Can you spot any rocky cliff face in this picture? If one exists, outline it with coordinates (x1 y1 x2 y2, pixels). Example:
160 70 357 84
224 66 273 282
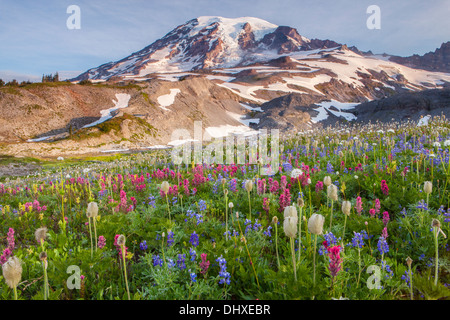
350 87 450 123
389 42 450 73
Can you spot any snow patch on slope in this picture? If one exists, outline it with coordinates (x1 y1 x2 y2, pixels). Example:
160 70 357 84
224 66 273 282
158 89 181 111
311 100 358 123
83 93 131 128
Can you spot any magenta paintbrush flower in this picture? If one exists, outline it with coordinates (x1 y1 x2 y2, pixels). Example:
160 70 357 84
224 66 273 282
327 245 342 278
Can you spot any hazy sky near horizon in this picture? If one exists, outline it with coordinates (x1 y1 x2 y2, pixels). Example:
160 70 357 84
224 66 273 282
0 0 449 81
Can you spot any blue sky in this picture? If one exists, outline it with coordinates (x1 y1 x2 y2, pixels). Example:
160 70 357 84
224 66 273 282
0 0 449 81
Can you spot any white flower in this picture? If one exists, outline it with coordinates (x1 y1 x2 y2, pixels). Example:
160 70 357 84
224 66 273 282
327 184 338 201
342 201 351 216
160 181 170 193
284 205 297 219
283 215 298 238
87 202 99 218
323 176 332 187
424 181 432 195
308 214 325 235
290 169 303 179
245 180 253 192
444 140 450 147
433 142 441 147
354 175 359 179
57 156 64 161
2 256 22 289
283 206 298 238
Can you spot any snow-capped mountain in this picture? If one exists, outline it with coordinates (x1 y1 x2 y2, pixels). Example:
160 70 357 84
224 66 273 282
73 16 341 80
5 16 449 157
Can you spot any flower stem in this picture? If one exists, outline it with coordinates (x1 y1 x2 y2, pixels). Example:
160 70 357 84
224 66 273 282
357 248 361 288
342 215 347 246
275 223 280 268
290 237 297 281
88 217 93 259
434 227 439 286
247 191 251 220
408 263 414 300
329 200 334 232
93 217 98 252
298 207 302 263
42 260 48 300
165 194 171 222
313 234 317 288
122 245 131 300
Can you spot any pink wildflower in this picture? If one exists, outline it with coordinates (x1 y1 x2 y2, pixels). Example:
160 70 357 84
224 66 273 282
327 245 342 278
382 211 390 226
356 196 363 215
98 235 106 249
199 253 210 274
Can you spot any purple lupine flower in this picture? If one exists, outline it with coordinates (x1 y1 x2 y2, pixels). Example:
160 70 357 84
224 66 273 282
377 236 389 255
189 231 199 247
351 232 365 249
152 255 163 267
216 255 231 285
139 240 147 251
167 231 174 247
190 271 197 282
189 248 197 261
177 254 186 270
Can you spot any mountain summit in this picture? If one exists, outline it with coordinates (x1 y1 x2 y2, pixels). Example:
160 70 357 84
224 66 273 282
73 16 340 81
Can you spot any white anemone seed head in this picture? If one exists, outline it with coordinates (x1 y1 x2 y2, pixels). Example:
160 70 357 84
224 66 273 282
160 181 170 194
35 227 48 244
424 181 432 194
2 256 22 289
117 235 126 246
308 214 325 235
283 205 297 219
327 184 338 201
342 201 351 216
86 201 98 218
284 215 298 238
245 180 253 192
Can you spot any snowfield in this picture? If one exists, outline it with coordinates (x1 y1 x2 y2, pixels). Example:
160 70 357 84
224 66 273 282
311 100 359 123
83 93 131 128
157 89 181 111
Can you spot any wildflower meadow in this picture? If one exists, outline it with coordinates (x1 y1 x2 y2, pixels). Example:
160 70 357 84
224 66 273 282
1 118 450 300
